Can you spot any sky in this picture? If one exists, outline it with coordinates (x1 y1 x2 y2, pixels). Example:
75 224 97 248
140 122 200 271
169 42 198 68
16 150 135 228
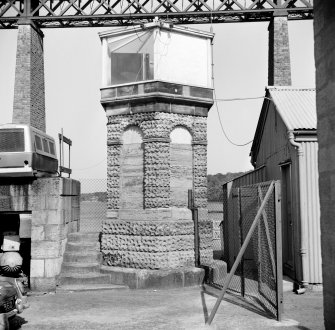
0 19 315 179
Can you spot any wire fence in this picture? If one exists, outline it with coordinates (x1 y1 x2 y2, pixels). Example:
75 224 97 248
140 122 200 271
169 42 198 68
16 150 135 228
79 178 107 232
209 202 224 260
210 180 282 321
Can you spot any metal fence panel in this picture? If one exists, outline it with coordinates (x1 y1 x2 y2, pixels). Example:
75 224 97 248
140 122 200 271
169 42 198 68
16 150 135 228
79 178 107 233
209 202 224 260
210 180 282 322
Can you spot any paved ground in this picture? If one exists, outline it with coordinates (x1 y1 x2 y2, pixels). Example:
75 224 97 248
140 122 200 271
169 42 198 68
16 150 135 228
8 282 324 330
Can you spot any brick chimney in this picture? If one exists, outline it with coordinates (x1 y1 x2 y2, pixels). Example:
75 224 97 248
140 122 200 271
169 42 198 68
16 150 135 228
12 20 46 132
268 12 292 86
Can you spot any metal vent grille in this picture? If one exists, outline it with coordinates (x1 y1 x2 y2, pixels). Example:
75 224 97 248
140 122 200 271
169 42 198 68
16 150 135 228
0 129 25 152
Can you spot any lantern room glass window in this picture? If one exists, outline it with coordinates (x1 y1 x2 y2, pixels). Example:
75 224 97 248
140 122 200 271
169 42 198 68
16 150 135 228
103 29 155 86
101 26 213 88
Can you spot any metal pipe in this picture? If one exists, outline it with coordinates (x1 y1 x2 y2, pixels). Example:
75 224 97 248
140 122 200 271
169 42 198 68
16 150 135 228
193 208 200 267
188 189 200 267
61 128 64 168
288 130 309 288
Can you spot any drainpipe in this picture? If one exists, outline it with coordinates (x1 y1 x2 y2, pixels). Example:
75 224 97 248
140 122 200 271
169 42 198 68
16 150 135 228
288 131 308 290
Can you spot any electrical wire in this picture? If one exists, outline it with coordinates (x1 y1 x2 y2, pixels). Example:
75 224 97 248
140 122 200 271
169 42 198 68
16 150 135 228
213 89 254 147
208 20 273 147
213 94 273 147
209 21 270 147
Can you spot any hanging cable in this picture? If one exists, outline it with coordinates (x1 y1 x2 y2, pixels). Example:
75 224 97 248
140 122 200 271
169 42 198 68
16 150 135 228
213 89 254 147
209 21 272 147
213 94 272 146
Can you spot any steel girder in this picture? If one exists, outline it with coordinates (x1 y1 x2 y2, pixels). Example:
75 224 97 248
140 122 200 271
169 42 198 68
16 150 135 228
0 0 313 28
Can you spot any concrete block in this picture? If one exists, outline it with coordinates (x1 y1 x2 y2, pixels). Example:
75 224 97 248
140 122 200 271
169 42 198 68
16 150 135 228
30 277 56 292
32 195 46 210
184 267 205 287
61 178 81 196
44 225 61 241
30 259 45 277
31 241 61 258
100 266 205 289
138 269 184 289
31 210 48 225
101 266 138 288
32 178 61 197
71 196 80 208
33 209 64 226
45 196 62 210
47 210 64 225
31 225 45 241
45 257 62 277
61 197 71 213
72 180 80 196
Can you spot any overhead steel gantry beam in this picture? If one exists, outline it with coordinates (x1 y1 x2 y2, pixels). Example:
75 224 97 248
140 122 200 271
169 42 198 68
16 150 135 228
0 0 313 29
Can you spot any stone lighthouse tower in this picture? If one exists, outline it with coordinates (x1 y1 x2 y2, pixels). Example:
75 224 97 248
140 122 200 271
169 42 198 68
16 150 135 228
99 22 214 284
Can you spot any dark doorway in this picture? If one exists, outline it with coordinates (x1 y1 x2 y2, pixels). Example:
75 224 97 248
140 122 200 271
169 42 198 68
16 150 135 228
280 163 295 280
0 213 31 281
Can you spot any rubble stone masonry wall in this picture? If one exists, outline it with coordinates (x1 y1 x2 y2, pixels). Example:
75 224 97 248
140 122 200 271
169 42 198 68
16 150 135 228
102 110 212 269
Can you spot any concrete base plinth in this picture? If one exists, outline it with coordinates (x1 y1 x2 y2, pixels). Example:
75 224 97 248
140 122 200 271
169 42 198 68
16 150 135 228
100 265 204 289
30 277 57 292
202 260 228 287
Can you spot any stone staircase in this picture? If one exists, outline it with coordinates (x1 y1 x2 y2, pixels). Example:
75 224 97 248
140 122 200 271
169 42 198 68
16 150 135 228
57 232 127 292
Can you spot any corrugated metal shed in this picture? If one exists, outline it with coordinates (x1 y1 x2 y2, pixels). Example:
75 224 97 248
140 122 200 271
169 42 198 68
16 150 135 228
249 86 322 285
268 87 316 130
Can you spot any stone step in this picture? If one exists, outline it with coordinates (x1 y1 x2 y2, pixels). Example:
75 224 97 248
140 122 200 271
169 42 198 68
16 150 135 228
61 262 101 274
59 272 112 286
67 232 99 243
56 283 128 293
66 242 98 253
63 251 101 263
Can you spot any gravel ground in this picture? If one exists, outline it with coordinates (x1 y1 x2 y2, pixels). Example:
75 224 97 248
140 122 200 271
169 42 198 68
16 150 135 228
7 283 324 330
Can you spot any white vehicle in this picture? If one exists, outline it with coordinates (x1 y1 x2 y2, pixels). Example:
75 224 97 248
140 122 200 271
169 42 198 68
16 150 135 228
0 124 58 177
